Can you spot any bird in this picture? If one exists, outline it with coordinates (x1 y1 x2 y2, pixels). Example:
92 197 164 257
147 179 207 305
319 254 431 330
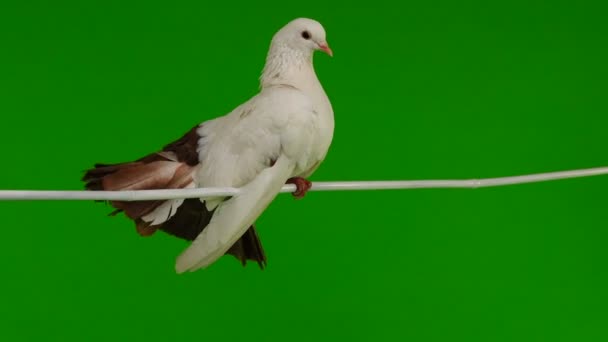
82 18 335 273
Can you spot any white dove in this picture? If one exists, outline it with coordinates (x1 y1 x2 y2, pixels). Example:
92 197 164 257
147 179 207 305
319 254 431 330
82 18 335 273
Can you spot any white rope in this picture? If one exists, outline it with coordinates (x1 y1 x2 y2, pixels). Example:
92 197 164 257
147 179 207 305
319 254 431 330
0 166 607 201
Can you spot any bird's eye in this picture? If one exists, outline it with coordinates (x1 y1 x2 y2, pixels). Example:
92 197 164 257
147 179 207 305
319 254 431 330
301 31 311 40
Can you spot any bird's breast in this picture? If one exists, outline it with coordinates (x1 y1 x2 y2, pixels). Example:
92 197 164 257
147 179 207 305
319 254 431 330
295 88 334 177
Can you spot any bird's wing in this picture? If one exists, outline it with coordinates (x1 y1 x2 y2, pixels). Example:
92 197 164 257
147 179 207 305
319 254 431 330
175 87 318 272
194 87 314 209
175 154 294 273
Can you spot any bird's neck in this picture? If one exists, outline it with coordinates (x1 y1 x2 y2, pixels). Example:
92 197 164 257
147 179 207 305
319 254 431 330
259 45 319 91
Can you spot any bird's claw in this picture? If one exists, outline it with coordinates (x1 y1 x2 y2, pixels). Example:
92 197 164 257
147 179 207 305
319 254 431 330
286 177 312 199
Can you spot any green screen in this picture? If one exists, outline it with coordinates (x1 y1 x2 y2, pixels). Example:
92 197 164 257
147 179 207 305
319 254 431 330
1 1 607 341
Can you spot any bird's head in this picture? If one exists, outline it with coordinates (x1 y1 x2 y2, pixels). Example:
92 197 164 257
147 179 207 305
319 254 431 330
271 18 333 57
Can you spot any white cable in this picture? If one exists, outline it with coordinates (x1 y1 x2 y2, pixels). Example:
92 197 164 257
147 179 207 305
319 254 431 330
0 166 606 201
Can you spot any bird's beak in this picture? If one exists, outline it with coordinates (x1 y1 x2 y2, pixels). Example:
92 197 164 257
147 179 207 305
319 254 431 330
318 42 333 57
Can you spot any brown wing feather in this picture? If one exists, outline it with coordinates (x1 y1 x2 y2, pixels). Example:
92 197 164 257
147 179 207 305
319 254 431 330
82 124 267 268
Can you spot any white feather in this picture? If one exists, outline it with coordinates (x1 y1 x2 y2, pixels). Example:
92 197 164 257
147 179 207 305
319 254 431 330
142 183 195 225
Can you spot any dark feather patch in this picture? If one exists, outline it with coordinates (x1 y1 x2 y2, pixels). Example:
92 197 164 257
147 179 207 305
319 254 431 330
160 125 202 166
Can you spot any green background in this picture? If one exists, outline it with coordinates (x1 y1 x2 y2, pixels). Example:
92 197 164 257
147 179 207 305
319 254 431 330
1 1 607 341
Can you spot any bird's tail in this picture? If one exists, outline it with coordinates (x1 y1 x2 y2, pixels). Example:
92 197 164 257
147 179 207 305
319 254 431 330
82 155 268 269
82 156 193 225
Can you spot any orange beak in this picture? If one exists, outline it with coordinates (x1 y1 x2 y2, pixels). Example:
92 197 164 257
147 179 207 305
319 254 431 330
318 42 333 57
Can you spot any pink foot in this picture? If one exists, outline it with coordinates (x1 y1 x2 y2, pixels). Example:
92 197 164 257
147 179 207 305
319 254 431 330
286 177 312 199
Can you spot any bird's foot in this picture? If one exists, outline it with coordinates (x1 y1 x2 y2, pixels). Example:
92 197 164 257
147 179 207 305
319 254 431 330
286 177 312 199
